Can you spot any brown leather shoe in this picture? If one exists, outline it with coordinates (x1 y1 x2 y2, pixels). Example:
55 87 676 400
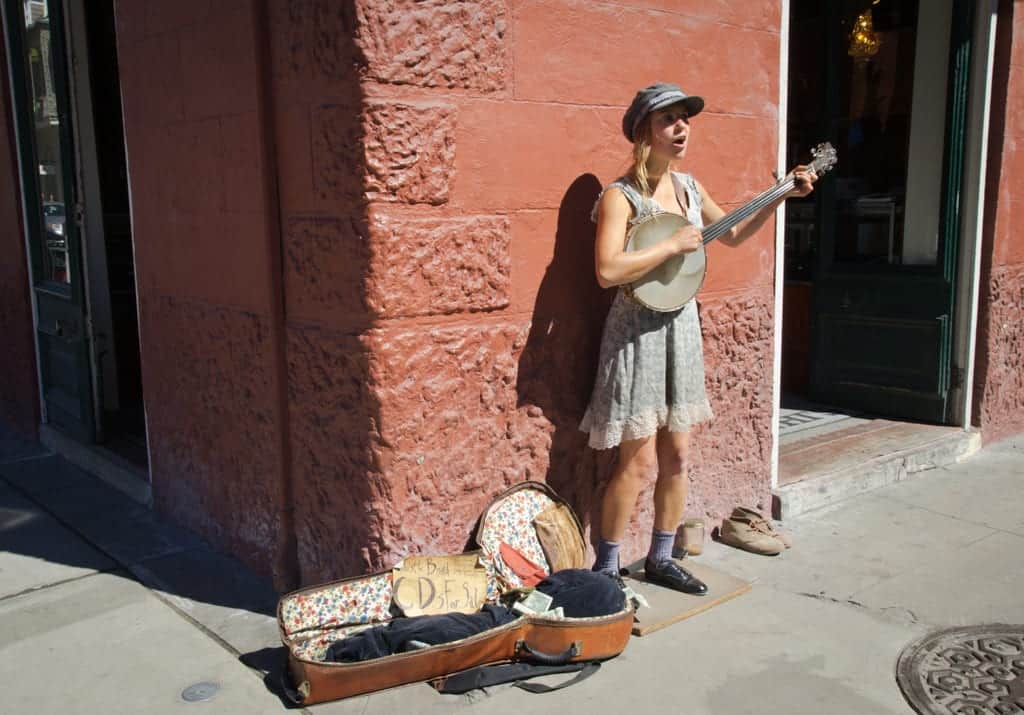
720 512 784 555
731 507 792 549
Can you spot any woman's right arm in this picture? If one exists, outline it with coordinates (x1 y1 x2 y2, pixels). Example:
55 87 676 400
593 188 702 288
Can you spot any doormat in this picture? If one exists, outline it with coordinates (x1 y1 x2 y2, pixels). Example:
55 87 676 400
896 624 1024 714
624 561 751 637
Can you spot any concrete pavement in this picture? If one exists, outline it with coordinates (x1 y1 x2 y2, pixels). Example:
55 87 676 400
1 424 1022 713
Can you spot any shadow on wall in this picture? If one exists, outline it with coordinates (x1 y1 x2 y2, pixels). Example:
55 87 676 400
516 174 616 545
272 0 390 586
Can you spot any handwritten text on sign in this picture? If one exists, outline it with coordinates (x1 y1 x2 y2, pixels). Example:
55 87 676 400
392 554 487 616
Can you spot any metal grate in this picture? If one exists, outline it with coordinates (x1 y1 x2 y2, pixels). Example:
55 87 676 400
896 625 1024 714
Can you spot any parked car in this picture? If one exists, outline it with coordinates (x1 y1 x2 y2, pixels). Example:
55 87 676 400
43 201 68 282
43 201 66 249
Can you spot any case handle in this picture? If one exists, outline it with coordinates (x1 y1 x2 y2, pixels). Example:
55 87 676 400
515 639 581 665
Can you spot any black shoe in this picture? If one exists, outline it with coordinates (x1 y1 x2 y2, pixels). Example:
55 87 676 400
644 559 708 596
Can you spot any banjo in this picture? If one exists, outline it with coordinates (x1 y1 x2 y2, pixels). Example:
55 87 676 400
624 142 837 312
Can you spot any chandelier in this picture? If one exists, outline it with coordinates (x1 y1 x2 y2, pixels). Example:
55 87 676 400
848 4 881 63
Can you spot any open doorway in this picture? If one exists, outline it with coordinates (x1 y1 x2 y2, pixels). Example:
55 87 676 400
70 0 147 467
778 0 976 488
4 0 146 470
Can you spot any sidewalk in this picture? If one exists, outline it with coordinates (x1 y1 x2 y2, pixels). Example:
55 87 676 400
1 425 1022 714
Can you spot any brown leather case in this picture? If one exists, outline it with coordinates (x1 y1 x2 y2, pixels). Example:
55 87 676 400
278 482 633 705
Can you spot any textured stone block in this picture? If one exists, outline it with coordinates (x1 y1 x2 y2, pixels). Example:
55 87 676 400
363 102 456 204
139 296 288 581
366 210 510 317
356 0 509 91
363 322 556 564
974 264 1024 441
312 101 454 204
286 324 388 583
268 0 363 214
287 287 777 575
362 289 775 567
283 215 371 327
270 0 358 82
311 103 365 199
689 290 775 518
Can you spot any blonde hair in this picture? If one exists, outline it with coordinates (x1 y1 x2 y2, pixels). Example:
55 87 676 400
627 120 654 197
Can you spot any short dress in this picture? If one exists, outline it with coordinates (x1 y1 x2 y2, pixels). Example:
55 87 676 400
580 172 714 450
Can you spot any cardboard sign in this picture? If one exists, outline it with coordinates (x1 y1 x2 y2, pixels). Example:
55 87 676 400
392 554 488 616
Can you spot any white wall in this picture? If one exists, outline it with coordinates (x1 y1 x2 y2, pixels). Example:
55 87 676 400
902 0 954 265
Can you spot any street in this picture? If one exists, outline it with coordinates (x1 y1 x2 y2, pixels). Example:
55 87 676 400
2 426 1022 714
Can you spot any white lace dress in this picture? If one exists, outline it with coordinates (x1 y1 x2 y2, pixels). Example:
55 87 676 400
580 173 714 450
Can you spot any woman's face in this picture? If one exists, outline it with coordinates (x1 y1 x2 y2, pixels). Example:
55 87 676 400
647 103 692 160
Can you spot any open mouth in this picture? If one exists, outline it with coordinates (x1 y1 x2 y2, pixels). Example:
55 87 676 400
672 137 687 148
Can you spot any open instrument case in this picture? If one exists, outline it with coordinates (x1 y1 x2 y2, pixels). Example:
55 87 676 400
277 481 634 705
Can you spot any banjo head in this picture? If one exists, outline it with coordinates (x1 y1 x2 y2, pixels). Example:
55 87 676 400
624 212 707 312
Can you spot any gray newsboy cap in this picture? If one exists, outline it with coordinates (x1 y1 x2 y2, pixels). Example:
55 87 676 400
622 82 704 143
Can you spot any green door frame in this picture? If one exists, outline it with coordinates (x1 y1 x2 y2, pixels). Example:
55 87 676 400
3 0 94 441
807 0 974 424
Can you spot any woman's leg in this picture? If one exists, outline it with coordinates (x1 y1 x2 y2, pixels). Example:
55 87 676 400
644 429 706 594
653 429 689 532
600 436 659 542
592 436 658 573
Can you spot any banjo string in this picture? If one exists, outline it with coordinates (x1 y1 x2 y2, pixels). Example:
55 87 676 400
701 178 797 245
701 148 833 245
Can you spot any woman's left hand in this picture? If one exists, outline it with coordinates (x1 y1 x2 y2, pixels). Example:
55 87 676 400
786 164 818 198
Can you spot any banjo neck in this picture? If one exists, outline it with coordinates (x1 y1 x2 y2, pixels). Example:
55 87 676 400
700 176 798 246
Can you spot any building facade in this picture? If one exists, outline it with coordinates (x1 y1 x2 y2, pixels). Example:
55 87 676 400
1 0 1020 589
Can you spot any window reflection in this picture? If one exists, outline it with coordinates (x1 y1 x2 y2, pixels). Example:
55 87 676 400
833 1 917 266
786 0 944 273
22 0 70 284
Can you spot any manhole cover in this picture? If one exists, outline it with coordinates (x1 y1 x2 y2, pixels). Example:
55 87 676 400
181 681 220 702
896 624 1024 714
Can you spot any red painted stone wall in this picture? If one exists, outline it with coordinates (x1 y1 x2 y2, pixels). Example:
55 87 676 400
3 0 1019 590
0 42 39 439
271 0 783 584
115 1 295 585
108 0 783 586
974 0 1024 443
